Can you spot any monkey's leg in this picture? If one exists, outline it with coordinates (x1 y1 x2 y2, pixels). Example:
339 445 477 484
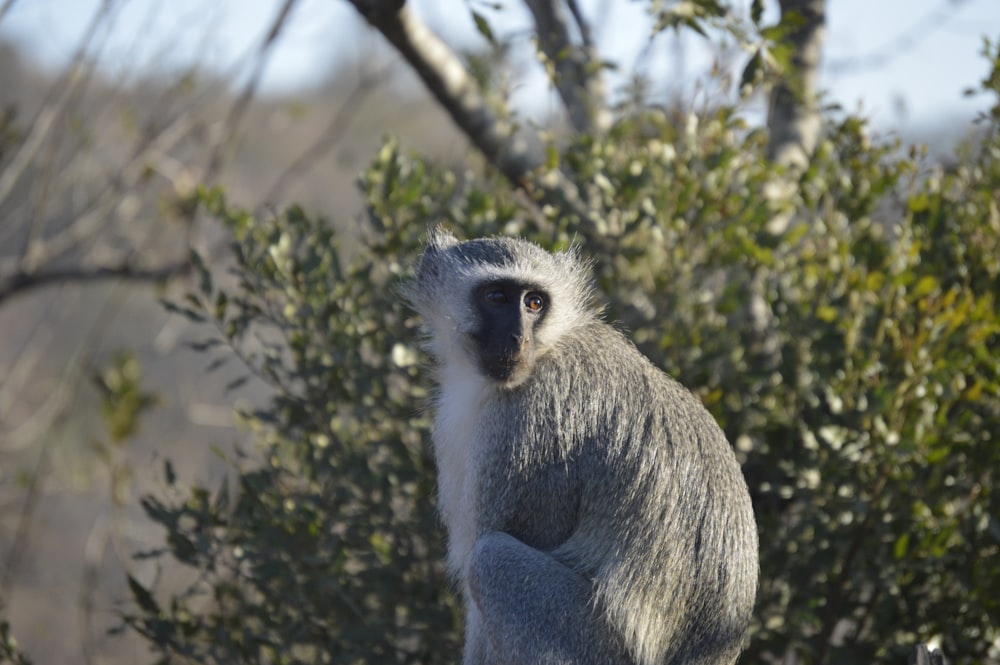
467 531 625 665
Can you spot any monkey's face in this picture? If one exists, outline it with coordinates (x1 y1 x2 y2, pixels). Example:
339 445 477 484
407 230 597 382
470 279 547 388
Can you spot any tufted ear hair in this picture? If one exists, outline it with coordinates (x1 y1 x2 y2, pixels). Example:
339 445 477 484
426 226 459 252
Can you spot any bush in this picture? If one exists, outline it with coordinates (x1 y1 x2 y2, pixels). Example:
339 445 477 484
123 45 1000 665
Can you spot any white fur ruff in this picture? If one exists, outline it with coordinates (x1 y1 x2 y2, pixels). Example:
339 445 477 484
433 354 489 580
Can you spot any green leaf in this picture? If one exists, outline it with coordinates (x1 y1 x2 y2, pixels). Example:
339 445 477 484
160 299 206 323
225 375 249 392
913 275 939 298
816 305 838 323
214 291 228 321
908 191 930 212
189 249 212 296
127 574 160 615
893 533 910 560
740 49 764 91
471 10 496 47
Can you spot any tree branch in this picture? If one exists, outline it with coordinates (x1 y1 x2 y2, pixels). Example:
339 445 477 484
0 259 190 306
524 0 610 134
565 0 594 49
766 0 826 171
346 1 601 233
0 0 19 25
348 0 540 186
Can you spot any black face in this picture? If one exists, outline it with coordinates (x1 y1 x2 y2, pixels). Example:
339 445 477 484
471 279 547 386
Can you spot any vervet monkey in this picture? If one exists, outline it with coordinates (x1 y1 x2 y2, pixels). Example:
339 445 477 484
407 230 758 665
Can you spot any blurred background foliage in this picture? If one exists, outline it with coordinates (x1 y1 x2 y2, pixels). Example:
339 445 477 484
119 40 1000 665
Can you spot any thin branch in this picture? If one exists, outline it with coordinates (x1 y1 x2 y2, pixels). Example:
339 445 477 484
265 63 392 204
0 260 190 307
523 0 609 134
0 0 120 209
766 0 826 171
204 0 300 182
79 512 110 665
566 0 594 50
826 0 973 75
0 440 50 599
0 370 71 453
14 99 203 276
0 299 59 425
0 0 18 25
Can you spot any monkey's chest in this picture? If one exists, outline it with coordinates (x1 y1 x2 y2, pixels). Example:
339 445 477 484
433 367 491 577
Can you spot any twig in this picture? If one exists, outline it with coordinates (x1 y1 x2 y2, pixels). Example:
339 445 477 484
0 0 19 24
204 0 300 182
13 103 202 276
566 0 594 50
0 0 120 210
0 440 50 599
79 513 110 665
264 62 393 204
827 0 973 75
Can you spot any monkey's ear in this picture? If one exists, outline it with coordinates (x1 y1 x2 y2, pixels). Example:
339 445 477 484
427 225 459 250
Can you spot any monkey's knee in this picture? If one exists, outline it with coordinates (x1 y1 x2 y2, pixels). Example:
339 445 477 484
468 531 552 601
467 532 625 664
468 532 517 603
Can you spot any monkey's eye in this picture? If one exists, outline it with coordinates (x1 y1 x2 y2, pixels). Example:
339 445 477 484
484 289 509 305
524 293 545 312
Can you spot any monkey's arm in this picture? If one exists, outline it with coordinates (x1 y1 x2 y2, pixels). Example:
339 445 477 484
466 531 627 665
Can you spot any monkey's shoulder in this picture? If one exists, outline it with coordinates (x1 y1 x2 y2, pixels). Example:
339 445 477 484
549 322 706 403
533 321 732 453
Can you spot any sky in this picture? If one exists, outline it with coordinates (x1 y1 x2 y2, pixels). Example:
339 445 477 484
0 0 997 133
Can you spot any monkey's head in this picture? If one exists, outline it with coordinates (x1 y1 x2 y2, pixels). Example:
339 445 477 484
407 229 596 388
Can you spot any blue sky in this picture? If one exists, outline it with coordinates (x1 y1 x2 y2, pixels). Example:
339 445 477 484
1 0 997 132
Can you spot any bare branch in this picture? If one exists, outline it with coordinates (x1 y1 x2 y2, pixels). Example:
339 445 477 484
0 0 19 25
79 513 110 665
0 320 72 450
10 105 202 278
204 0 301 181
524 0 610 134
346 1 602 233
0 439 50 599
348 0 540 184
566 0 594 49
265 63 392 204
0 0 121 208
0 260 189 307
827 0 974 75
766 0 826 171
